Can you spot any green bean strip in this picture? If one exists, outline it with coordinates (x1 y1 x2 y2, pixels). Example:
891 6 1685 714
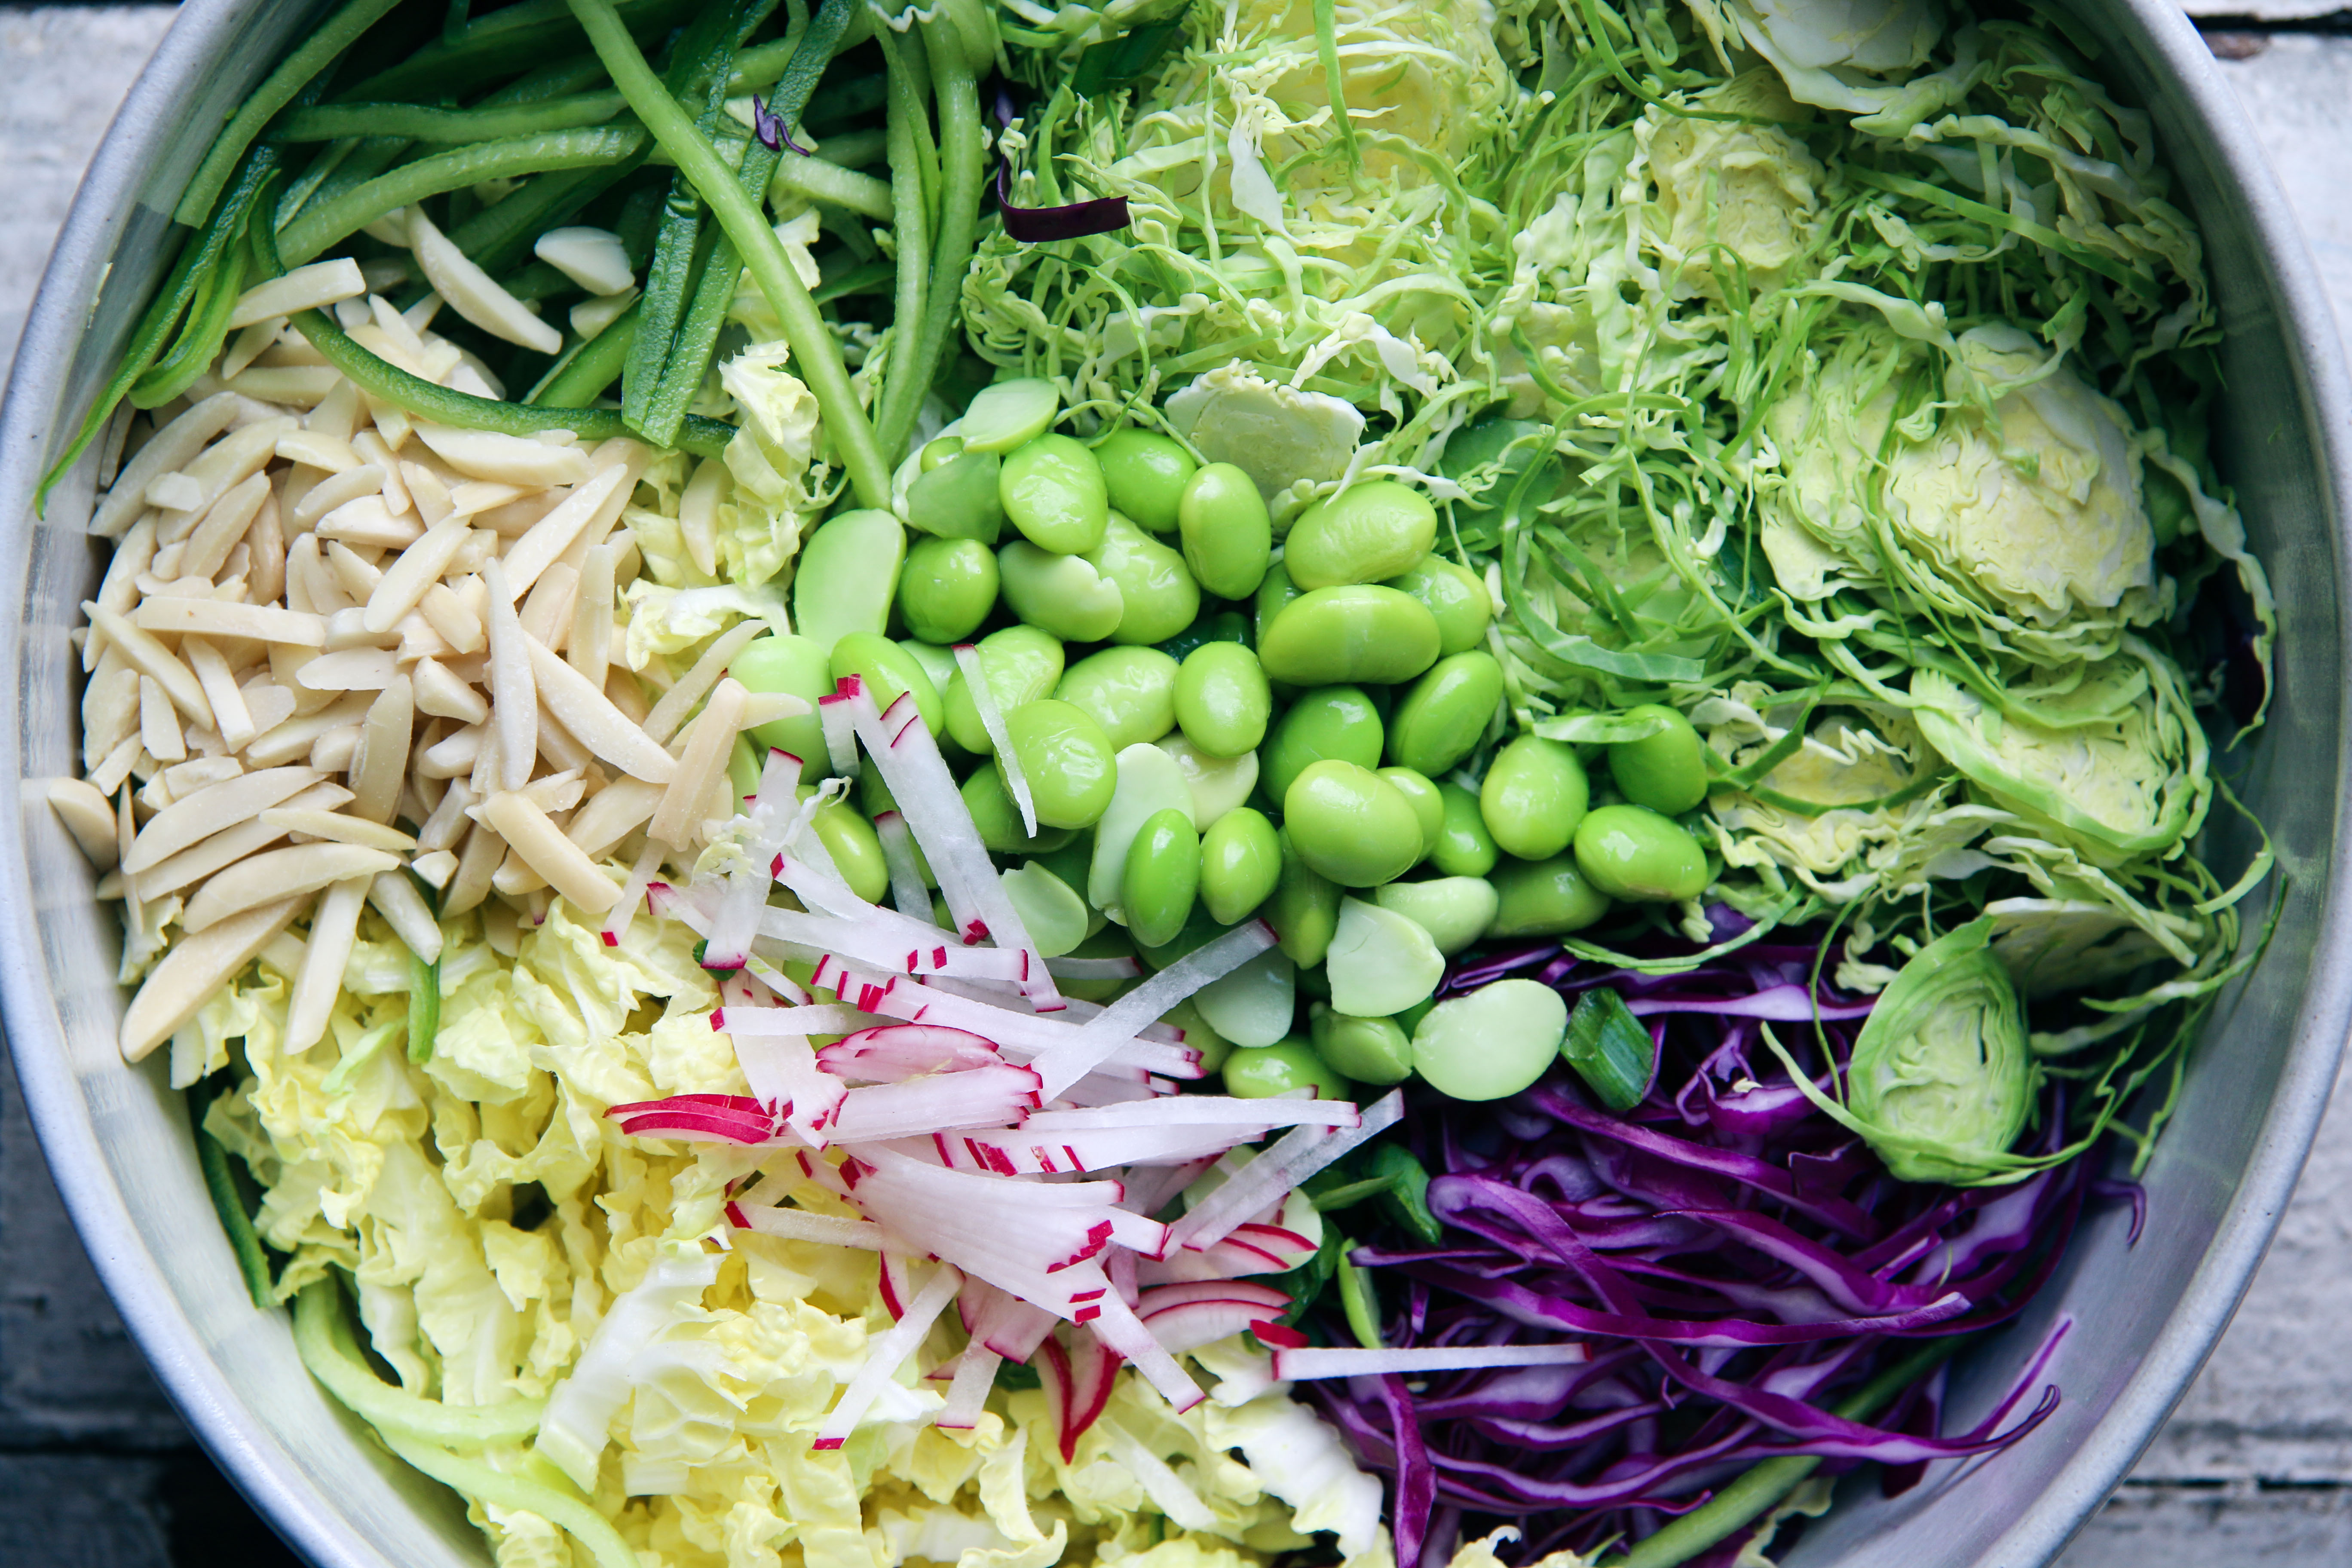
478 53 611 107
449 163 639 279
530 300 642 405
728 5 873 94
872 23 933 459
277 126 648 267
175 0 404 228
568 0 891 505
754 0 859 141
813 259 893 303
193 1092 275 1311
337 0 696 105
909 18 983 443
770 147 894 220
277 92 626 144
131 229 254 410
641 133 783 447
292 1281 545 1446
406 952 441 1063
1602 1337 1966 1568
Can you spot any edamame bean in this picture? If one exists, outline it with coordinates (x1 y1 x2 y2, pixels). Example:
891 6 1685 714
905 450 1004 544
1179 462 1273 599
1384 554 1493 655
1262 686 1383 801
1430 782 1499 877
1002 699 1117 829
1000 433 1109 553
729 633 829 766
1389 652 1504 777
920 435 964 472
793 508 904 653
1001 861 1088 956
1123 808 1201 948
897 640 960 698
1087 744 1196 913
962 763 1078 855
794 787 889 903
1057 646 1180 748
830 631 943 733
1377 767 1444 861
1192 947 1295 1048
1199 806 1282 924
1056 924 1132 1001
1310 1005 1413 1085
1608 704 1710 816
1573 804 1710 902
997 540 1124 642
1412 980 1567 1101
1268 829 1340 966
1163 997 1234 1073
1158 609 1248 665
1258 586 1442 686
1479 735 1589 861
960 378 1061 453
1253 561 1298 646
1285 480 1438 589
1373 876 1499 955
1175 642 1271 758
1095 428 1197 533
1159 733 1260 823
1487 853 1611 937
1285 761 1424 887
1326 897 1444 1017
1224 1040 1349 1101
1088 513 1200 645
944 625 1064 753
897 536 999 644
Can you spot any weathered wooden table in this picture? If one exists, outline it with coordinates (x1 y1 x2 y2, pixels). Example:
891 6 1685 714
1 4 2346 1562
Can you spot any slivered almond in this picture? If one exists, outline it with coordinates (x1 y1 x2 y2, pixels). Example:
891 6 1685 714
499 465 627 598
179 470 271 581
312 724 363 770
306 379 362 442
156 419 295 537
411 657 487 723
247 494 285 605
349 677 413 822
294 647 397 692
483 559 537 788
651 677 745 848
570 541 616 690
407 208 561 355
90 735 143 796
410 849 458 889
482 790 617 912
535 703 591 772
238 679 299 745
447 479 528 519
364 515 474 634
94 394 239 539
414 423 589 488
366 870 442 962
293 464 386 526
352 429 411 515
47 778 119 869
323 606 391 651
325 541 384 603
83 653 140 772
140 676 187 763
415 777 475 852
441 818 505 917
157 759 242 800
131 597 326 647
260 808 415 852
83 603 212 725
121 895 308 1061
395 610 453 664
245 693 373 767
184 842 399 932
125 765 322 873
317 494 423 549
228 366 340 406
133 781 355 899
518 561 578 652
419 725 482 778
642 621 766 744
566 776 662 859
404 461 453 526
419 580 486 655
521 634 674 783
491 846 546 897
181 638 255 750
679 456 726 579
276 428 362 473
740 692 811 729
285 876 370 1054
228 258 367 329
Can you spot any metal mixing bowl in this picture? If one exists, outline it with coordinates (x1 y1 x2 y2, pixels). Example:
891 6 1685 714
2 2 2346 1563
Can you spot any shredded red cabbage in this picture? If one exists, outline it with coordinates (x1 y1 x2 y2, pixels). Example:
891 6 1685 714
1305 932 2119 1565
994 160 1131 242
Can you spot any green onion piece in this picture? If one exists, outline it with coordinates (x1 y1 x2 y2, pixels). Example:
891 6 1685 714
291 1279 546 1448
769 148 893 220
189 1080 275 1310
276 91 627 144
1309 1175 1396 1211
1562 987 1656 1113
1370 1142 1444 1245
568 0 891 507
443 0 472 46
174 0 405 229
1336 1248 1383 1351
531 300 641 405
407 952 441 1064
1602 1337 1965 1568
276 126 648 268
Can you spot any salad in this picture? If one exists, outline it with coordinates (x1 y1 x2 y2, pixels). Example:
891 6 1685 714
40 0 2276 1563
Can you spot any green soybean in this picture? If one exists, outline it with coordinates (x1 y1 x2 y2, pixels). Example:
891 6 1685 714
1056 924 1133 1001
1003 699 1118 829
1413 980 1568 1102
1389 652 1504 778
1200 806 1283 925
1224 1040 1349 1101
962 765 1078 855
796 788 889 904
1285 480 1438 589
1269 829 1341 967
1159 609 1249 665
793 509 904 654
1377 767 1445 862
1179 462 1274 600
1258 585 1442 686
1373 876 1500 955
998 541 1124 642
1488 854 1612 937
1480 735 1590 861
1161 733 1262 823
1285 761 1424 887
999 433 1109 554
897 641 961 704
729 633 831 766
830 631 942 734
1163 997 1235 1073
1088 514 1200 645
1000 861 1089 956
921 435 965 472
960 377 1060 453
1311 1005 1413 1085
1057 647 1180 749
1326 896 1446 1017
905 449 1004 543
1608 704 1711 816
1384 553 1493 656
897 536 999 644
1262 686 1384 802
1095 428 1197 533
1175 643 1272 758
1574 804 1710 903
1430 782 1500 878
944 625 1064 753
1122 808 1202 948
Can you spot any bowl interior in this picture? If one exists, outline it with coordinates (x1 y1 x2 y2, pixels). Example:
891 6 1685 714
3 3 2346 1567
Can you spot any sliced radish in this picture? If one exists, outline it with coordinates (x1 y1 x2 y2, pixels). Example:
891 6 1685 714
1044 954 1145 981
1038 1326 1123 1461
818 1024 1000 1081
953 642 1036 836
871 808 933 919
704 748 804 969
812 1261 962 1449
938 1341 1003 1430
1032 922 1277 1097
602 836 668 948
818 678 866 777
827 1064 1043 1142
731 1203 887 1250
1081 1295 1204 1412
1167 1090 1404 1253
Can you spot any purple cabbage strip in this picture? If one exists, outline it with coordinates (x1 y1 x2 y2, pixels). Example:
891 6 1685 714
993 160 1130 242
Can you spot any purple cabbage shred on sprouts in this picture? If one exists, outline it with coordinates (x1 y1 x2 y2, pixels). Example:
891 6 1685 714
1310 933 2110 1566
750 93 809 156
989 87 1130 242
